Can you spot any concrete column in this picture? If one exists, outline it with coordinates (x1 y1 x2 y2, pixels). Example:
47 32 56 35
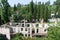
35 28 37 34
30 27 32 37
6 28 10 40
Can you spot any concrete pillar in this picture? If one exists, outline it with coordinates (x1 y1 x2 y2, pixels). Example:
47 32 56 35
35 28 37 34
30 27 32 37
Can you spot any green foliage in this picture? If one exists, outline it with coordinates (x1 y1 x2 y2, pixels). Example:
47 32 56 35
47 27 60 40
58 7 60 18
23 37 36 40
29 0 34 20
1 0 60 24
37 3 41 19
17 3 21 11
44 6 49 22
1 0 11 23
33 27 60 40
40 2 49 22
14 4 17 11
11 33 23 40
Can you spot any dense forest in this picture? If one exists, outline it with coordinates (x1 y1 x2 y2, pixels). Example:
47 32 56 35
0 0 60 25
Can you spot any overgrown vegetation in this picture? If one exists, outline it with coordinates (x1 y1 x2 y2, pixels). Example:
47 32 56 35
1 0 60 25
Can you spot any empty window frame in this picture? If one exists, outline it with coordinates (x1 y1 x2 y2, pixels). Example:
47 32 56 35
21 28 23 31
28 34 30 36
25 28 27 31
36 24 39 27
22 24 24 27
25 34 27 37
37 29 39 33
44 29 46 32
27 24 30 27
28 28 30 33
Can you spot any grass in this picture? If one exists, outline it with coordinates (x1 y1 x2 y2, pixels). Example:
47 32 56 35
30 35 47 40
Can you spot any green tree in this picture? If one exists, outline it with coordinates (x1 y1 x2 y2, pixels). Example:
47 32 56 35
44 6 49 22
17 3 21 11
37 2 41 20
14 4 17 11
29 0 34 21
34 4 37 20
1 0 11 23
13 4 18 22
40 3 46 21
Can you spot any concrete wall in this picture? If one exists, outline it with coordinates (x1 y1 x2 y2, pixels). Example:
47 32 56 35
10 23 49 37
0 23 49 39
0 27 10 40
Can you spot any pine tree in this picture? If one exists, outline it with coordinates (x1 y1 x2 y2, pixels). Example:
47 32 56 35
30 0 34 21
1 0 10 23
38 2 41 19
40 3 45 20
44 6 49 22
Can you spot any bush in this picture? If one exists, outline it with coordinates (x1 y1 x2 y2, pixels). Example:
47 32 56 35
47 27 60 40
11 33 23 40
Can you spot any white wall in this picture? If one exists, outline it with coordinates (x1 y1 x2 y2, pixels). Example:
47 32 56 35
0 28 10 40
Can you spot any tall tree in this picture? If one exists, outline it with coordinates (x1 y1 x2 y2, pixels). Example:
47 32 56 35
30 0 34 21
38 2 41 19
14 4 17 12
44 6 49 22
17 3 21 11
13 4 18 22
34 4 37 20
40 3 45 20
1 0 11 23
54 0 60 12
